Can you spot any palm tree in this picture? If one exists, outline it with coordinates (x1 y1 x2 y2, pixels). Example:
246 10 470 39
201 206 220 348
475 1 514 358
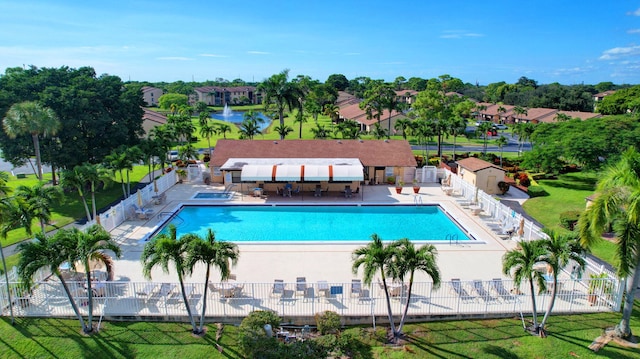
3 101 61 180
141 224 198 333
538 229 586 335
389 238 441 338
258 69 303 140
477 121 494 154
274 124 293 139
371 123 388 139
496 135 508 167
382 89 399 136
18 231 89 331
502 239 548 334
238 118 261 140
14 182 61 233
60 166 92 221
215 123 232 139
293 106 308 139
79 163 111 224
447 116 468 159
64 225 121 333
323 103 340 123
336 120 360 139
185 229 239 334
105 147 133 199
578 147 640 339
352 234 397 341
310 124 329 139
394 118 411 140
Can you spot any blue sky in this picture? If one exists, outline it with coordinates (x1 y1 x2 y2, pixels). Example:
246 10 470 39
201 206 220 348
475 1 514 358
1 1 640 85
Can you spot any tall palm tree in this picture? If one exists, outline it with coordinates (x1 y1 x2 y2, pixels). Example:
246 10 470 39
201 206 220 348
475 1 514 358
578 147 640 339
447 116 468 159
538 229 586 334
63 225 121 333
323 103 340 123
496 135 508 167
215 123 232 139
389 238 441 338
60 166 92 222
238 118 261 140
477 121 494 155
105 147 132 199
502 239 548 334
185 229 239 334
394 118 411 140
3 101 61 180
382 89 399 136
258 69 303 140
141 224 198 333
15 182 61 233
18 231 88 331
371 123 388 139
79 163 111 224
293 105 308 139
352 234 397 341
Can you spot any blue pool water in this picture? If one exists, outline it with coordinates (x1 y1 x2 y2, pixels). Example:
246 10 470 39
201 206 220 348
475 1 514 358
192 192 232 199
155 205 471 243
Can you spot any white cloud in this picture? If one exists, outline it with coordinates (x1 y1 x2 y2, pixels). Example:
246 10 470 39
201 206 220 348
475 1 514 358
628 29 640 34
247 51 269 55
599 45 640 60
440 30 484 39
627 8 640 16
199 54 228 58
156 57 192 61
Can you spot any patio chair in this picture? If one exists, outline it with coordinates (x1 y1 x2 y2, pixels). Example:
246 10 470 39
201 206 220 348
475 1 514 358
351 279 362 298
271 279 285 300
303 287 315 302
358 289 373 303
314 185 322 197
344 186 352 198
132 204 154 219
296 277 307 295
450 278 475 303
472 280 495 302
490 278 517 303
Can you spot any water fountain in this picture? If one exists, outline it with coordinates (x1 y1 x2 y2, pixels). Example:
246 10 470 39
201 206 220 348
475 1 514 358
222 104 232 117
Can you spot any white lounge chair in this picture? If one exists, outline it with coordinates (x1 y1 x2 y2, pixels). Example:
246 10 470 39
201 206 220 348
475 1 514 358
132 204 154 219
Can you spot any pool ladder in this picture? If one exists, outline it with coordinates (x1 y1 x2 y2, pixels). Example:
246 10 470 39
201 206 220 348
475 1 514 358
157 211 184 226
446 233 459 245
414 195 423 206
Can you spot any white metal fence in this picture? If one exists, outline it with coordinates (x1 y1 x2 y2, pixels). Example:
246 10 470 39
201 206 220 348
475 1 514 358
1 278 619 322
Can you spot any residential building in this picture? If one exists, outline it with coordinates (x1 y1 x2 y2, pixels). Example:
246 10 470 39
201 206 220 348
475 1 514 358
141 108 167 136
141 86 163 107
194 86 260 106
456 157 506 195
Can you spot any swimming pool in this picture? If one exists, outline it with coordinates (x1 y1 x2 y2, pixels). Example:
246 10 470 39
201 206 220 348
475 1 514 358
191 192 233 199
154 205 474 243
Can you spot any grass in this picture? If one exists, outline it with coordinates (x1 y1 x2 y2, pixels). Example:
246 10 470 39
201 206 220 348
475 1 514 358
522 171 618 264
1 301 638 358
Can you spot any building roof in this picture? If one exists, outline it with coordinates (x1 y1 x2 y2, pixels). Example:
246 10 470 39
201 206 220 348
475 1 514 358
142 108 167 125
194 86 256 94
210 139 417 167
538 110 601 123
336 91 359 107
456 157 504 173
593 90 616 98
339 103 405 126
514 107 557 122
141 86 162 94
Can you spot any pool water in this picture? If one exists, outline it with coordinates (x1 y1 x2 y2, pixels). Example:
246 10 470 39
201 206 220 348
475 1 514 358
156 205 471 243
192 192 233 199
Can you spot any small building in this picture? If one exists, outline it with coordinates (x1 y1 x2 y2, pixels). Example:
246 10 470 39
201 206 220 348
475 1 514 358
209 139 417 191
456 157 506 195
141 86 163 107
141 108 167 136
194 86 260 106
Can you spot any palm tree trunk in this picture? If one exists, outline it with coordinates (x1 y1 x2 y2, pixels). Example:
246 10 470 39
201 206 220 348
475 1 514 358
198 265 211 333
397 272 415 335
178 273 197 333
90 183 97 222
453 136 457 159
1 243 15 325
85 262 95 332
32 134 43 181
126 171 131 197
616 262 640 338
119 170 127 198
278 110 285 140
380 274 398 341
39 219 46 235
539 277 558 333
57 273 89 332
77 190 92 223
529 276 539 332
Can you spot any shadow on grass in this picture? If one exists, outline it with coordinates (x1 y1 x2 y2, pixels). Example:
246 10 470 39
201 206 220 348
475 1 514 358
538 173 597 191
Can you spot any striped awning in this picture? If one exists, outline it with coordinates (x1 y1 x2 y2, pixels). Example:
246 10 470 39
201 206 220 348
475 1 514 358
331 165 364 181
240 165 275 181
302 165 330 181
275 165 303 181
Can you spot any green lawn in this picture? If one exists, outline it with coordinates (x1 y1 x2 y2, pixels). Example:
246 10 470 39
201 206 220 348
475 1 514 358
1 301 638 358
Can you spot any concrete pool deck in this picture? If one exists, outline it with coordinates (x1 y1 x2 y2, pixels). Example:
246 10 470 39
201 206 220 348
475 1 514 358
108 182 523 285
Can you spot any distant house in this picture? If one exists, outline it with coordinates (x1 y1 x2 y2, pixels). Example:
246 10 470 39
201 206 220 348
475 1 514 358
456 157 505 195
141 108 167 136
395 90 418 105
194 86 260 106
476 103 514 123
338 103 407 133
593 90 616 103
210 139 417 188
512 107 558 124
141 86 163 107
538 110 601 123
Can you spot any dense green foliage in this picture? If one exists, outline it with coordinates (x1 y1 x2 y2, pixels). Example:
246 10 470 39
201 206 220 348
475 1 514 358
0 66 144 169
597 85 640 115
315 310 341 335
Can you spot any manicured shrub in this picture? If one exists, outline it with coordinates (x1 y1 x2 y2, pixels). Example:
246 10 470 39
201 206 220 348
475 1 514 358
315 311 341 335
517 172 531 187
497 181 510 194
527 185 548 198
237 311 281 357
560 210 581 230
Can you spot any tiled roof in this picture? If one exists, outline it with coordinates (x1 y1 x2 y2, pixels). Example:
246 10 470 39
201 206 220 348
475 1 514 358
339 103 405 126
457 157 504 172
514 107 557 121
142 109 167 125
141 86 161 94
194 86 256 93
210 139 417 167
538 110 601 123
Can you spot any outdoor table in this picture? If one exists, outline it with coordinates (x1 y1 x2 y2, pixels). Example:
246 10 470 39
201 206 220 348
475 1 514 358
253 188 263 197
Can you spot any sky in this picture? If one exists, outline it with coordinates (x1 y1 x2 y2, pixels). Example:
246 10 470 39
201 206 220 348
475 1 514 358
1 1 640 85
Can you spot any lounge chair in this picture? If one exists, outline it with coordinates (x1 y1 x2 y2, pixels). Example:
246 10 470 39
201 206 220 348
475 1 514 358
303 287 315 302
472 280 495 302
450 278 475 303
314 185 322 197
271 279 285 300
344 186 352 198
358 289 373 303
296 277 307 295
490 278 517 303
132 204 154 219
351 279 362 298
292 186 301 195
